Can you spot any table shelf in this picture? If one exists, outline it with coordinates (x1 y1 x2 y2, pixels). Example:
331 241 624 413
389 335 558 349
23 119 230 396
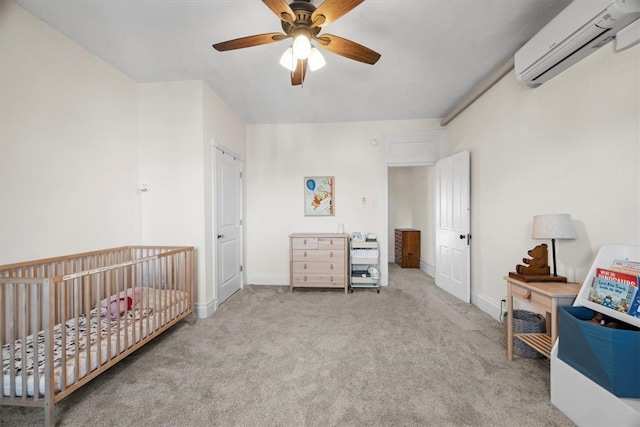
515 333 552 357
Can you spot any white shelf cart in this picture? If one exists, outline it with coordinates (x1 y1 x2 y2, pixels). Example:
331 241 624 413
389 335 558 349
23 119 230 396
349 240 380 293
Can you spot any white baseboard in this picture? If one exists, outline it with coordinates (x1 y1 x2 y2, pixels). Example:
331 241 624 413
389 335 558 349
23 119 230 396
246 275 289 286
195 298 217 319
420 258 435 278
472 292 503 322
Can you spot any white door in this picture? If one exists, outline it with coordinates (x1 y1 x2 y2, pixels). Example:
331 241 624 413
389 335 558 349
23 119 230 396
216 148 242 305
435 151 471 303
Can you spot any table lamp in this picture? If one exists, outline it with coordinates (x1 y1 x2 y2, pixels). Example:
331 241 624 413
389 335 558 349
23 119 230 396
532 214 577 280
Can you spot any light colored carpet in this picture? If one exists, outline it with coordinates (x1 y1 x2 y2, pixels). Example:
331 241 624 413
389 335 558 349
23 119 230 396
1 264 574 426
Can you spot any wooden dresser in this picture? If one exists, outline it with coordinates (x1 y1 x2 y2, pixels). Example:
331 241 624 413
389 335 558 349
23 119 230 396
289 233 349 293
395 228 420 268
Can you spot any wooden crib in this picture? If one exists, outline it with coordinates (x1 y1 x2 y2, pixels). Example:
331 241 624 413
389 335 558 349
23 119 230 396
1 246 195 426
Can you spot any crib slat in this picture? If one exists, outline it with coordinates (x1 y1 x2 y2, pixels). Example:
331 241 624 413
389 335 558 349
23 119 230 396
60 279 68 391
0 284 4 361
31 283 41 402
94 271 103 372
44 278 55 427
82 276 89 373
18 285 28 400
73 277 80 391
105 268 113 359
7 283 16 399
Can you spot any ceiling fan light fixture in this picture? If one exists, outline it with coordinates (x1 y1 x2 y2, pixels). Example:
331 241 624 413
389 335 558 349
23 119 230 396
212 0 381 86
292 34 311 59
279 47 297 71
308 47 326 71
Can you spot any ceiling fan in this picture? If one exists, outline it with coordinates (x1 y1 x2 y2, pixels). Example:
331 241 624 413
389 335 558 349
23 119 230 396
212 0 381 86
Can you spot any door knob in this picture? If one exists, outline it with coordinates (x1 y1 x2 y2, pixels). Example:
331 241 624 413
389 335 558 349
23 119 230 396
459 234 471 245
217 234 224 239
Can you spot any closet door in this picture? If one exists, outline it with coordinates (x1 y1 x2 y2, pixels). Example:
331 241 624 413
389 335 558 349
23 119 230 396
216 148 243 305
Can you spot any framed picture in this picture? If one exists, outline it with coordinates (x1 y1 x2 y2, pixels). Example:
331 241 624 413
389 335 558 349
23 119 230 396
304 176 334 216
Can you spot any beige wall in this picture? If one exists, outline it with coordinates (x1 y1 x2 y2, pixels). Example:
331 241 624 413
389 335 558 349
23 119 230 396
137 81 247 316
446 43 640 318
245 120 442 287
202 82 247 314
138 81 208 309
0 1 140 263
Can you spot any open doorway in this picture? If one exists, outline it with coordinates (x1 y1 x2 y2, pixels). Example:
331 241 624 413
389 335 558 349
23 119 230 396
380 129 446 287
387 166 435 279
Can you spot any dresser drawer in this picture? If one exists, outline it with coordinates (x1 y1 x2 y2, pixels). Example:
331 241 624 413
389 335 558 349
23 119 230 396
292 249 344 261
318 237 345 250
291 237 318 250
291 273 346 286
292 261 345 274
511 284 551 311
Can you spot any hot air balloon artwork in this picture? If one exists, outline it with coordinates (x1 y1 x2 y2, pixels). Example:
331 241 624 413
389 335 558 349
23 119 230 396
304 176 334 216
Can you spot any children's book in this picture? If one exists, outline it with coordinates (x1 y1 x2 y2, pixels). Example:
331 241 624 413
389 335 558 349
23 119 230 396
589 268 639 316
610 258 640 276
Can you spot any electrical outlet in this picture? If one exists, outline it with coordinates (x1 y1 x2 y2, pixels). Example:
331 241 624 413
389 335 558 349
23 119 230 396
361 197 367 206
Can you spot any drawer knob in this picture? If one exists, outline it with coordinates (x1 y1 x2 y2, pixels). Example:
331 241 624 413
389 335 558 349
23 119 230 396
304 264 307 270
330 251 334 258
303 276 307 282
304 251 307 257
330 264 334 270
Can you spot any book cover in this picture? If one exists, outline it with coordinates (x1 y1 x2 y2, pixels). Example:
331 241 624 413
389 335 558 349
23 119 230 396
588 268 639 315
610 258 640 276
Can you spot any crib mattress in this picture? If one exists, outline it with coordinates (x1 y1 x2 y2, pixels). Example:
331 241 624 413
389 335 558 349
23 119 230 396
2 288 188 397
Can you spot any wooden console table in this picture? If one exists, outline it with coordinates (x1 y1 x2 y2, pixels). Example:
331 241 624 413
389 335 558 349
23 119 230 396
505 276 580 360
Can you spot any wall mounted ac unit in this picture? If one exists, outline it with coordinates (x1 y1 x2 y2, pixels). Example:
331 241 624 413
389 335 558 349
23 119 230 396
515 0 640 88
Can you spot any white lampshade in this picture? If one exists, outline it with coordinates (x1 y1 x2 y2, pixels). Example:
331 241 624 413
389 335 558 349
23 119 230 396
308 47 326 71
292 34 311 59
532 214 577 240
279 47 297 72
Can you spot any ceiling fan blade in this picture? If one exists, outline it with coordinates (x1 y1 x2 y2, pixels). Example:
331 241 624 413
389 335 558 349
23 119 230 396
262 0 296 24
311 0 364 27
315 34 381 65
213 33 288 51
291 59 308 86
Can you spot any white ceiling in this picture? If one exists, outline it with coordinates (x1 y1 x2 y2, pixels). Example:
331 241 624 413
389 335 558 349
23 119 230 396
14 0 572 124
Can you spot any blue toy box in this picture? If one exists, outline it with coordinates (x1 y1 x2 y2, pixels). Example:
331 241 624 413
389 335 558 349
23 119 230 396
558 306 640 398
